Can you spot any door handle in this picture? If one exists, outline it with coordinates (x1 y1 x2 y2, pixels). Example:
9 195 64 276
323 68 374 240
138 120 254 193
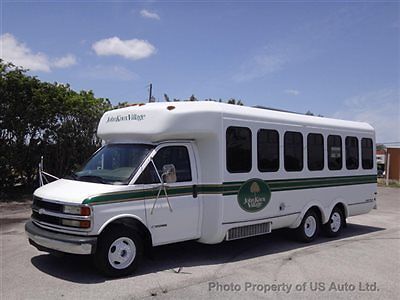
192 185 198 198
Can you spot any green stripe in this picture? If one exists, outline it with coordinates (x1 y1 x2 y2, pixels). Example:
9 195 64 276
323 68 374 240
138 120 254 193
83 175 376 205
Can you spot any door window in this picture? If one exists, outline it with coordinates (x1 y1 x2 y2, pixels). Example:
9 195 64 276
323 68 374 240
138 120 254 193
136 146 192 184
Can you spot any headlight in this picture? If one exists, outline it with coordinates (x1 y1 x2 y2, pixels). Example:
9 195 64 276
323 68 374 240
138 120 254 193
63 205 91 216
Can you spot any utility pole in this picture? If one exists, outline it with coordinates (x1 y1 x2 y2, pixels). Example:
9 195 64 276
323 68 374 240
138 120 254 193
148 83 154 102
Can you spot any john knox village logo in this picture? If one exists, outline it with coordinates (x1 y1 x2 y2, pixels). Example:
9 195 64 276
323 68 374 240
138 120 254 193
237 179 271 212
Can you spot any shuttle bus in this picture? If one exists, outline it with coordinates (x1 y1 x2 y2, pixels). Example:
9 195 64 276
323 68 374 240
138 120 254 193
26 101 377 277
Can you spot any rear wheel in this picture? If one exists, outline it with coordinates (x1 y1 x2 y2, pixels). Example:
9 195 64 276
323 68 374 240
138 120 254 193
295 210 320 243
94 226 143 277
323 207 344 237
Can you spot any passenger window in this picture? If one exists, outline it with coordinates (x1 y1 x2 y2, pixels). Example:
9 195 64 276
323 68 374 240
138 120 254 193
136 146 192 184
361 138 374 169
257 129 279 172
284 131 303 171
328 135 342 170
345 136 359 170
307 133 324 171
226 126 252 173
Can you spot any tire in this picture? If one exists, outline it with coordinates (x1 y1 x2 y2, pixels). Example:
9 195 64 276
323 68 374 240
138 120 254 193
295 210 320 243
94 226 143 277
323 207 344 237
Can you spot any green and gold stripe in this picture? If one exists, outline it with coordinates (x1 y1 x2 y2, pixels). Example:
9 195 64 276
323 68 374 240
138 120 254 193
83 174 376 205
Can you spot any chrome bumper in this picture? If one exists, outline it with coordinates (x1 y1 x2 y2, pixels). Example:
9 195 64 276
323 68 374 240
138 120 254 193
25 221 97 255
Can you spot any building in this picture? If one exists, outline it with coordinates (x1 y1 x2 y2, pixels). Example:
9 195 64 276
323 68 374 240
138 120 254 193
386 147 400 182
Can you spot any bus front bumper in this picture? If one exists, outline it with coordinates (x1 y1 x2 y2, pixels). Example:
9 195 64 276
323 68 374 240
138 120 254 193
25 221 97 255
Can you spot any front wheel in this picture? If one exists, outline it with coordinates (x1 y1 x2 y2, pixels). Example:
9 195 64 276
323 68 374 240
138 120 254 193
94 226 143 277
323 207 344 237
294 210 320 243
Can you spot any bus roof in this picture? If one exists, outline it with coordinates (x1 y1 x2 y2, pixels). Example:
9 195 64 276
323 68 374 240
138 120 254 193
97 101 374 143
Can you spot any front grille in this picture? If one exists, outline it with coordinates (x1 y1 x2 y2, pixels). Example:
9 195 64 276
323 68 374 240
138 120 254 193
226 222 272 241
31 197 90 231
32 211 61 226
33 196 63 212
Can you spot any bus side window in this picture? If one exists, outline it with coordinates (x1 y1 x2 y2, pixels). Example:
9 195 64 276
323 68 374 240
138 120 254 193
328 135 342 170
346 136 359 170
257 129 279 172
307 133 324 171
226 126 252 173
361 138 374 169
284 131 303 172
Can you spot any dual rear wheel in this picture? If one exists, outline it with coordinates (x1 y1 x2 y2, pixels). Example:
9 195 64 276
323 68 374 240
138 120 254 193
295 206 345 242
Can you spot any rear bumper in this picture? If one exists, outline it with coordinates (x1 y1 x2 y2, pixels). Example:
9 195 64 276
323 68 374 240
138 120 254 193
25 221 97 255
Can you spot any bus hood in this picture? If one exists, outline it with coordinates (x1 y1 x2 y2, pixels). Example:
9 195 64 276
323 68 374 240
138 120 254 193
33 179 137 204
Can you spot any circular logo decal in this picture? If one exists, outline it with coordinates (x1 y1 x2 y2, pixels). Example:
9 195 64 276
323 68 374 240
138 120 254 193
237 179 271 213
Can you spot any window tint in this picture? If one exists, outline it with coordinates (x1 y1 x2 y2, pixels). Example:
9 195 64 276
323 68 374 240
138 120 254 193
257 129 279 172
361 138 374 169
226 126 252 173
307 133 324 171
284 131 303 171
328 135 342 170
136 146 192 184
346 136 359 170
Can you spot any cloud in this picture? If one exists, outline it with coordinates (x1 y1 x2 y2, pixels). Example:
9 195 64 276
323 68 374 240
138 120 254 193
52 54 77 68
333 88 400 144
232 53 287 82
0 33 77 72
285 89 300 96
140 9 160 20
79 65 138 81
92 36 156 60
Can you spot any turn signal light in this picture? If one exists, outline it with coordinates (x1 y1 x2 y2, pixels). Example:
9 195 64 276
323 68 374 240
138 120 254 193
80 207 91 216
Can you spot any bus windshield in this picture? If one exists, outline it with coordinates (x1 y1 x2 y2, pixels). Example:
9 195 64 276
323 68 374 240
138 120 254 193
74 144 154 184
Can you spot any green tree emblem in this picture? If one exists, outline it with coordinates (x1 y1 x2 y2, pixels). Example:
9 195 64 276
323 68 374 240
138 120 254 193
237 179 271 213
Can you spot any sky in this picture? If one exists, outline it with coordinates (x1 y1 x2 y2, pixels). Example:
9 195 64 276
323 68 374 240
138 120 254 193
1 0 399 144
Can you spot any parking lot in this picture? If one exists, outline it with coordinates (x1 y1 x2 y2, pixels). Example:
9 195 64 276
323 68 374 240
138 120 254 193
1 187 399 300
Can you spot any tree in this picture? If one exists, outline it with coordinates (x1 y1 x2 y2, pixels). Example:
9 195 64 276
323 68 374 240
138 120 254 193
305 110 324 117
0 60 112 199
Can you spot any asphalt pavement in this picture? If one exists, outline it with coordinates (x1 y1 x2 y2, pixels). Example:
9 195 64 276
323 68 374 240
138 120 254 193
1 187 399 300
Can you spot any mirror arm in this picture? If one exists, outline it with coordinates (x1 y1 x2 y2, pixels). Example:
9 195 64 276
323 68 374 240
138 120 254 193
150 159 173 214
150 159 164 185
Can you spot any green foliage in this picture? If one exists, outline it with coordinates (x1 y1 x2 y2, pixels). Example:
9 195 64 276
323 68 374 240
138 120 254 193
305 110 324 117
0 60 112 198
163 93 243 105
376 144 386 151
0 60 246 199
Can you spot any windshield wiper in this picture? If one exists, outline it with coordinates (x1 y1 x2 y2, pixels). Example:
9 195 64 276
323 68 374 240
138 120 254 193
77 175 109 184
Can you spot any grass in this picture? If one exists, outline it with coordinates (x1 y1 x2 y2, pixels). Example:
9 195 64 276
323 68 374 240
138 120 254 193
377 178 400 188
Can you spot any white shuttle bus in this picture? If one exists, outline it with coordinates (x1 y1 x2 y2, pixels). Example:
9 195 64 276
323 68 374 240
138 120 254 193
26 102 377 277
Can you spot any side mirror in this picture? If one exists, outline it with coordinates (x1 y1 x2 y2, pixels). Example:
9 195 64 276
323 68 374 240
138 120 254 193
162 164 177 183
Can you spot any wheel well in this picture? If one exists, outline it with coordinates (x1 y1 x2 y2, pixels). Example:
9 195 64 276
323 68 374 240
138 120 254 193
333 202 347 219
308 206 323 223
334 202 347 226
101 217 153 252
